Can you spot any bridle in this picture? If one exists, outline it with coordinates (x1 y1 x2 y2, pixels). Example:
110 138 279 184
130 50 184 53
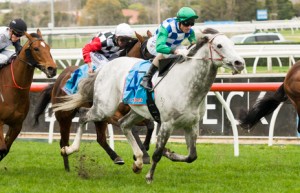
187 33 225 63
17 37 44 68
10 37 45 89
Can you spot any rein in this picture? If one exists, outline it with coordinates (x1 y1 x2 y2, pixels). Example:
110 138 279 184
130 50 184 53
152 34 225 91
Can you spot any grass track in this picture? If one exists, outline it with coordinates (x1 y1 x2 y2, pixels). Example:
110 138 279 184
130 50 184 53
1 140 300 193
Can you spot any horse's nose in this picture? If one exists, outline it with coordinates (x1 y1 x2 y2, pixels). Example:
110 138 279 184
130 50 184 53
234 60 245 71
47 67 57 77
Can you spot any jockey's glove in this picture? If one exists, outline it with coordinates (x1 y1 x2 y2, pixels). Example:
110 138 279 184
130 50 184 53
175 49 189 57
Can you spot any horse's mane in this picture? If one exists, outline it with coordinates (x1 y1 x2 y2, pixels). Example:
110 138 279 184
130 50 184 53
119 39 139 57
187 28 219 57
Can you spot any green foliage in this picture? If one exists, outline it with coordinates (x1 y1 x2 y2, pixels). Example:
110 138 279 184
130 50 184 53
79 0 124 26
1 140 300 192
266 0 295 20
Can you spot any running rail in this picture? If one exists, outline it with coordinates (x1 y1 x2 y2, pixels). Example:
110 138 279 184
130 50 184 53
30 82 283 156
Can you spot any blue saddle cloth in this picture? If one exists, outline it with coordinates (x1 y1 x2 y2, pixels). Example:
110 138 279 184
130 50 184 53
63 64 96 95
123 60 154 105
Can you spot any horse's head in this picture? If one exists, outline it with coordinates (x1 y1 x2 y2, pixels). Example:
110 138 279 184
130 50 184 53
125 31 154 60
190 28 245 74
22 29 57 78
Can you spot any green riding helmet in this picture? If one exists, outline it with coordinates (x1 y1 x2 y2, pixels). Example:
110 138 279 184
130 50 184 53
176 7 199 22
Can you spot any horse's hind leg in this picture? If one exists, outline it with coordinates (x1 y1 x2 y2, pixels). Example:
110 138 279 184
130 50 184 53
57 113 73 171
94 121 124 165
132 126 150 164
119 110 145 174
163 126 198 163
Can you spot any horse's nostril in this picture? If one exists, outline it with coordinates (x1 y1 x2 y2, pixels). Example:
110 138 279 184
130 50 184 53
47 67 57 76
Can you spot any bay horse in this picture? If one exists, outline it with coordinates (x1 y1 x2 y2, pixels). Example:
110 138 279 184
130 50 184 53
238 60 300 131
52 28 245 183
0 29 57 161
34 31 154 171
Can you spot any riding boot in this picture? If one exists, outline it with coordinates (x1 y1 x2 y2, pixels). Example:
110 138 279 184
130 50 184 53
140 64 158 90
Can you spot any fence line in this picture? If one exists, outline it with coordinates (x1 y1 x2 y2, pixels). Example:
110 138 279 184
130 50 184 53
30 82 283 157
49 45 300 73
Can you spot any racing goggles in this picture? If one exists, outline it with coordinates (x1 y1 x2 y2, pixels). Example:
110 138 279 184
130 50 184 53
181 19 195 27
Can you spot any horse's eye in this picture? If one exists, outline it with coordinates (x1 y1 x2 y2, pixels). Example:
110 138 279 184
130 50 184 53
34 47 39 51
217 44 222 49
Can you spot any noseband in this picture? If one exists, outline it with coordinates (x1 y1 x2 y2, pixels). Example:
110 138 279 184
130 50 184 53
10 37 45 89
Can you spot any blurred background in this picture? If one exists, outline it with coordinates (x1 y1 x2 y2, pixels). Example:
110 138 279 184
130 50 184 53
0 0 299 27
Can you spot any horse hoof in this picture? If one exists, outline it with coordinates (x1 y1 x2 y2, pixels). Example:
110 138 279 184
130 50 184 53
143 156 151 164
145 175 153 184
61 147 67 155
114 157 125 165
132 163 142 174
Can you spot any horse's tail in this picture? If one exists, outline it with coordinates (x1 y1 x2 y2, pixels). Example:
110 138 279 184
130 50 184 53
238 83 288 129
52 72 97 112
33 83 54 125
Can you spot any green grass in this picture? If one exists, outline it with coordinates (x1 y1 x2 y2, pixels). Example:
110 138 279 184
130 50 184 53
1 140 300 193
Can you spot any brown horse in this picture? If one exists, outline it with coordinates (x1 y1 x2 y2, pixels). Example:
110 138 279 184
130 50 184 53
238 60 300 131
0 29 57 161
34 31 154 171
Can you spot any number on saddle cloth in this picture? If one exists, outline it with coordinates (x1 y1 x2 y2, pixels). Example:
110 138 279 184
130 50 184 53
122 60 161 123
63 64 96 95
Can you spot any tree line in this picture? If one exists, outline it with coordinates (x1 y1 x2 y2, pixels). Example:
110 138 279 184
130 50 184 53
0 0 297 27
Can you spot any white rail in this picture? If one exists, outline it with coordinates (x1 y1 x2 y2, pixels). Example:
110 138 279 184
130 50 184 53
50 45 300 73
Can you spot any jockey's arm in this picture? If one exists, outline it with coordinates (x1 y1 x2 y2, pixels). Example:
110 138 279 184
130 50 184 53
13 40 22 54
82 37 102 72
155 26 175 54
187 30 197 44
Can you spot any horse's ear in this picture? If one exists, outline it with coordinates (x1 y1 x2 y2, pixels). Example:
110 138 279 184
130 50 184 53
147 30 152 38
37 29 42 38
135 31 144 43
202 35 209 43
24 31 32 40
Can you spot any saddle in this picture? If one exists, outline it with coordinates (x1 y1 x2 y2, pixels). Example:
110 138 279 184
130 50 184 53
158 55 184 76
0 54 17 69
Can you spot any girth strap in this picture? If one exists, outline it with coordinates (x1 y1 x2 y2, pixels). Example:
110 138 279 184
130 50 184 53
146 90 161 124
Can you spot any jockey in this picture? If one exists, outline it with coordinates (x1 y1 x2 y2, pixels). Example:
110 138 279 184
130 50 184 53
82 23 136 73
0 18 27 68
64 23 136 95
140 7 199 90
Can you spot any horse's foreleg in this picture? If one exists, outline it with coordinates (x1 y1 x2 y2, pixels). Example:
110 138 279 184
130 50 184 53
143 120 156 151
146 123 172 184
163 126 198 163
298 114 300 133
1 124 22 160
119 111 145 174
132 126 150 164
0 123 7 161
62 124 83 156
94 121 124 165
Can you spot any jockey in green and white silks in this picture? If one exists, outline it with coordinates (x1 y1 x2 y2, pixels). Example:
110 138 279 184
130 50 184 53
141 7 199 90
